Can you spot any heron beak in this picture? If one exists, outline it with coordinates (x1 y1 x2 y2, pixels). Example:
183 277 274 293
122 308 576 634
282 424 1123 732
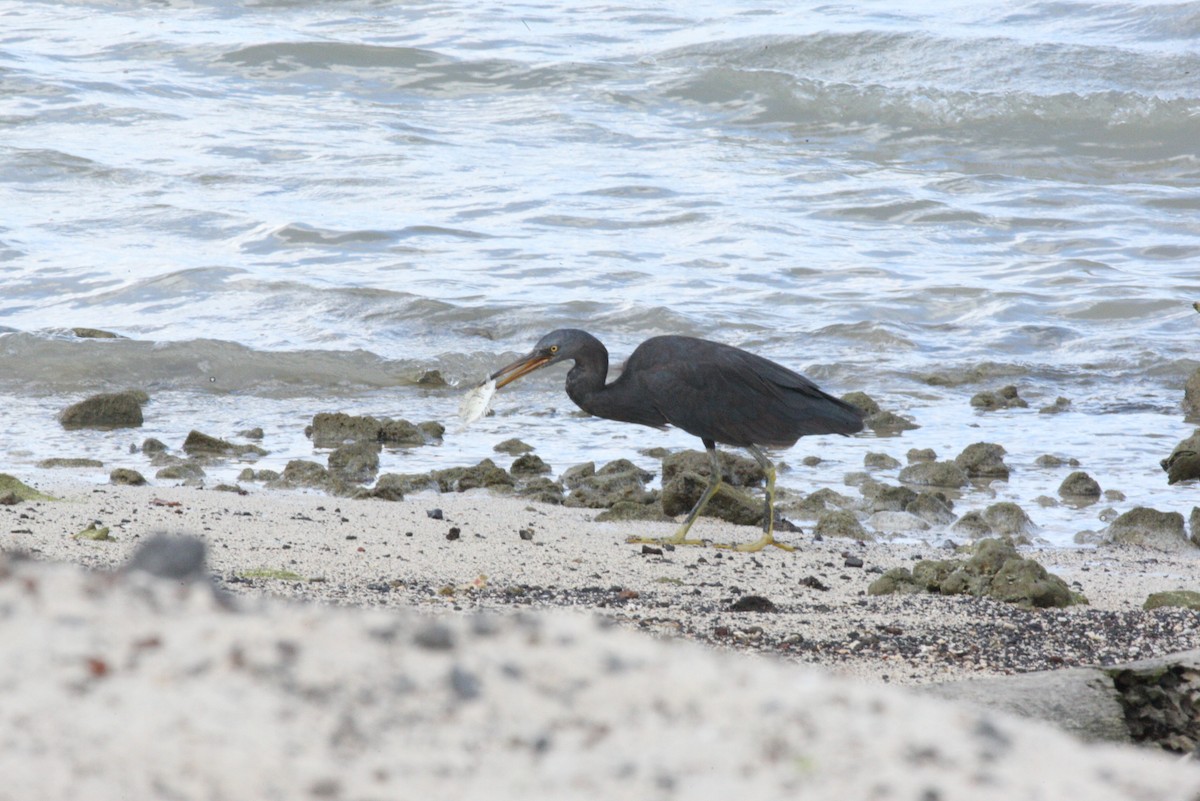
491 351 553 389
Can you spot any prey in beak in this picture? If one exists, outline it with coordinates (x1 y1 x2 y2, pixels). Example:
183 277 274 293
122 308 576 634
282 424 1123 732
490 348 557 388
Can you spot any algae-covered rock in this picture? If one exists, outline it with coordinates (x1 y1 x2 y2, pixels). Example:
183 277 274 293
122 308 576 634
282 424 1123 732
71 327 122 339
327 442 381 484
183 431 267 459
1160 430 1200 485
38 458 104 469
155 461 206 481
431 459 513 493
864 452 901 470
906 448 937 463
867 484 917 512
514 477 565 505
898 460 968 489
0 474 57 502
567 460 655 510
278 459 330 489
109 468 146 486
867 567 924 595
510 454 551 476
1103 507 1190 552
840 391 918 433
1059 471 1101 499
662 450 762 487
595 501 673 523
493 438 534 456
982 502 1037 539
813 510 871 541
306 412 443 448
1039 397 1071 415
73 522 112 541
954 442 1010 480
906 492 956 526
951 511 993 539
988 557 1074 608
1143 590 1200 611
970 385 1028 411
869 537 1081 608
59 391 145 430
783 488 858 520
1184 368 1200 416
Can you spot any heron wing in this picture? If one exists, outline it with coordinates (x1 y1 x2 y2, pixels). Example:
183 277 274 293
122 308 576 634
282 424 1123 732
628 336 863 447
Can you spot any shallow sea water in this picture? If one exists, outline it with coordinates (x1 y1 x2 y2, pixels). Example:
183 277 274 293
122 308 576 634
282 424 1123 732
2 0 1198 545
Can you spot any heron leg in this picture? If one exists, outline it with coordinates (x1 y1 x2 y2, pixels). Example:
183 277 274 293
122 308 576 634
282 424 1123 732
626 444 723 547
714 445 794 552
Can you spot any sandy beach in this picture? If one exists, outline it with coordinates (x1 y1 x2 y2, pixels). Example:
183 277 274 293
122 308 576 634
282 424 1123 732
3 476 1200 799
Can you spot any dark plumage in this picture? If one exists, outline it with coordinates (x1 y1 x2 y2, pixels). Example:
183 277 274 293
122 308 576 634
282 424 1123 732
492 329 864 551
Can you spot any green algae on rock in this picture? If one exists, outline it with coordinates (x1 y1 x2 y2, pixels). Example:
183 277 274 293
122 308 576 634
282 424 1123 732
59 390 146 430
0 474 57 502
868 538 1083 608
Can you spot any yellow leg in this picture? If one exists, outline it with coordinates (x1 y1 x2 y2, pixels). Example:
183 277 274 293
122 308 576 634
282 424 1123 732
627 445 724 547
712 445 794 552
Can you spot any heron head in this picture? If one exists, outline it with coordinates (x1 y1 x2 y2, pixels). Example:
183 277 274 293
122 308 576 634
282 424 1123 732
490 329 594 388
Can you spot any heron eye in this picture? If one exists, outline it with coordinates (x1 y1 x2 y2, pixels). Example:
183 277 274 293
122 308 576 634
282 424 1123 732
549 345 558 353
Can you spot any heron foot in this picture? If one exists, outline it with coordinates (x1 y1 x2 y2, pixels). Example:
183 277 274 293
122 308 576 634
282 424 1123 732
626 535 708 548
712 535 795 553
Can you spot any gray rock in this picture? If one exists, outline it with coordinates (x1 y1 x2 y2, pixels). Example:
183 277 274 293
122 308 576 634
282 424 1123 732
124 534 207 580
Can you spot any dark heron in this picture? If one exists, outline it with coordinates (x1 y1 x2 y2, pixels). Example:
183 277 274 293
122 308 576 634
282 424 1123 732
490 329 864 551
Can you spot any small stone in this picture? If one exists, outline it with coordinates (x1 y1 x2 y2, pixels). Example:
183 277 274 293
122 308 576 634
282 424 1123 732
427 508 444 520
446 527 461 541
844 555 864 568
518 528 534 541
124 534 207 580
141 438 168 455
729 595 776 612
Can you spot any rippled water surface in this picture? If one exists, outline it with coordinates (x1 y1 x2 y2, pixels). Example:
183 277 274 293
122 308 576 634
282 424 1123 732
2 0 1198 545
